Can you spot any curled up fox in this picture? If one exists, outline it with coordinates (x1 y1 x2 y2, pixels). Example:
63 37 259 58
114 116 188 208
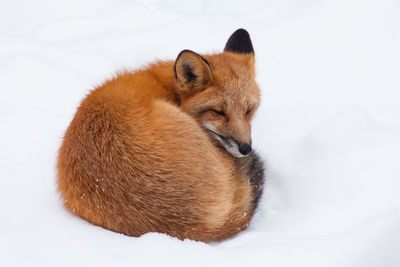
57 29 265 242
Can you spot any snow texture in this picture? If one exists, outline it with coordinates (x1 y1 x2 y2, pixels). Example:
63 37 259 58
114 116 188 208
1 0 400 266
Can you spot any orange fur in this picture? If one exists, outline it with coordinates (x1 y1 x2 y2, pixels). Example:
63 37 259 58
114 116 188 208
57 30 264 242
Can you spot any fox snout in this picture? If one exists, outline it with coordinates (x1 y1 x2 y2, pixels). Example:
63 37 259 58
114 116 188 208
224 138 252 158
229 121 252 157
214 133 253 158
203 123 253 158
238 142 252 156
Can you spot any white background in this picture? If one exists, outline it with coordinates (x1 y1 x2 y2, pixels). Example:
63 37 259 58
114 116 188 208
1 0 399 266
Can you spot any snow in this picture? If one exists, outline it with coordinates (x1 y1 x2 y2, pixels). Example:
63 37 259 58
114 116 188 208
1 0 400 266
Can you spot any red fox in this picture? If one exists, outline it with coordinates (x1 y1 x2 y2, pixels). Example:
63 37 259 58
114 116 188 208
57 29 264 242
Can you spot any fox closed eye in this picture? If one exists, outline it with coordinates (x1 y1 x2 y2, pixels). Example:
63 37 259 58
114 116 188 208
210 109 225 116
246 108 252 116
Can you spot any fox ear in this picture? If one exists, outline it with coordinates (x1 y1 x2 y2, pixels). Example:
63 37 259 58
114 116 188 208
174 50 213 96
224 28 254 54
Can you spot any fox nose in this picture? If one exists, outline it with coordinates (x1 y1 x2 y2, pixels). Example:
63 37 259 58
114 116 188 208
238 143 252 156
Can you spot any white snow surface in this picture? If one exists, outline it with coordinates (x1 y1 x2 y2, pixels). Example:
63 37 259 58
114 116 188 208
1 0 400 266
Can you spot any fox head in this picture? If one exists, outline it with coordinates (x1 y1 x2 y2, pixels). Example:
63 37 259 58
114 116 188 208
174 29 260 158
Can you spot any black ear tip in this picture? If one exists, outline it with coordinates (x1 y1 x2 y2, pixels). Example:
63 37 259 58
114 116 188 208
233 28 250 37
224 28 254 54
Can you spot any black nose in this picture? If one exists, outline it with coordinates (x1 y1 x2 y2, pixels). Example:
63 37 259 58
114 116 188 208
239 143 252 155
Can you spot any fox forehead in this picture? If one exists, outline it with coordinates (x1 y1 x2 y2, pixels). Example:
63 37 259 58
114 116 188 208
207 56 253 84
203 53 259 104
202 82 258 105
213 77 260 112
220 92 259 115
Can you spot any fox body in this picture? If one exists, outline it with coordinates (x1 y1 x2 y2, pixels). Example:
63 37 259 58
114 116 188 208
57 29 264 242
